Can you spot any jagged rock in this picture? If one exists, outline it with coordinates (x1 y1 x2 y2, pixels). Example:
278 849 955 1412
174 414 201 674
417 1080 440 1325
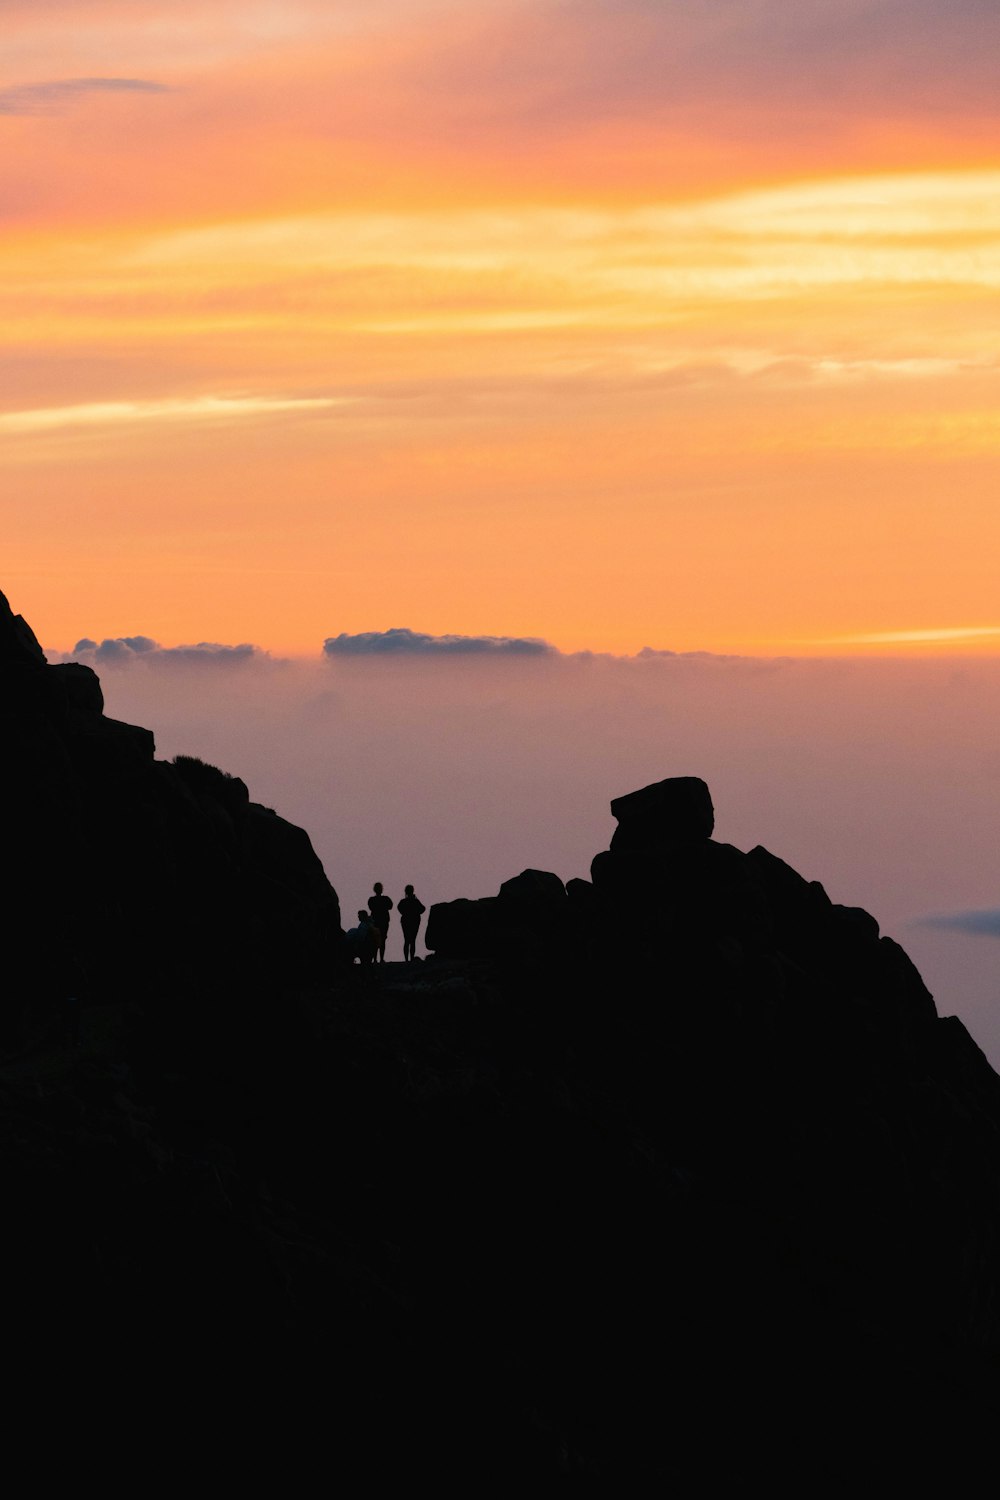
0 592 341 1012
746 844 832 918
172 754 250 817
0 587 46 668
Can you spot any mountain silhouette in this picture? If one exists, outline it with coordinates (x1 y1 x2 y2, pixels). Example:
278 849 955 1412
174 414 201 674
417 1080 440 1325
3 587 999 1482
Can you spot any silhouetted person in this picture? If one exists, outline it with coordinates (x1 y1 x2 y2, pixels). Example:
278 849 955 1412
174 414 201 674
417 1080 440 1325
398 885 426 963
368 882 393 963
347 910 379 966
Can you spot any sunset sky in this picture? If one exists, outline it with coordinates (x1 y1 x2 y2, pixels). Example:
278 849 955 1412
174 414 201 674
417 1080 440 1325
5 0 1000 656
6 2 1000 1056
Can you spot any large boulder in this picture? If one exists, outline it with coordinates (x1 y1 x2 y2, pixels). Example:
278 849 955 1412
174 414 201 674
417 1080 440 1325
610 775 714 849
498 868 567 909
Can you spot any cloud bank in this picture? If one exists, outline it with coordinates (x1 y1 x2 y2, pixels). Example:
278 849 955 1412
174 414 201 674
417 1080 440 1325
61 637 268 668
321 628 767 664
53 625 776 670
323 628 556 658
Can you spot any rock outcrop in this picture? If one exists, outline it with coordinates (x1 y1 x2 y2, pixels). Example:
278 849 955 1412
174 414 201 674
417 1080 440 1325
1 588 341 1037
3 592 1000 1484
610 770 715 843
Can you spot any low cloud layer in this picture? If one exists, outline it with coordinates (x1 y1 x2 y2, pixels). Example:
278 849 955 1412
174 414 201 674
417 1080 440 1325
918 909 1000 938
52 625 779 671
0 78 169 115
323 628 556 658
61 637 267 668
321 628 765 665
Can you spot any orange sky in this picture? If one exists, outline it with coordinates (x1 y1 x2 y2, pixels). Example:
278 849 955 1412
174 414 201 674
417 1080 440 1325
4 0 1000 656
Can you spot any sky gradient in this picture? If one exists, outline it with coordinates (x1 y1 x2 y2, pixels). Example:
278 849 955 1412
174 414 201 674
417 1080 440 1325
6 4 1000 1054
4 0 1000 655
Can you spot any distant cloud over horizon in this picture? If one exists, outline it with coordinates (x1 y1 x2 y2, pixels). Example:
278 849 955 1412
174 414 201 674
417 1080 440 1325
320 628 774 663
323 628 556 658
55 636 270 669
0 78 169 115
917 909 1000 939
50 626 771 668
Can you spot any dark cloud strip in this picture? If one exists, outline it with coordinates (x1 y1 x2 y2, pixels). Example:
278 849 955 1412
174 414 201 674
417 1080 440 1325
917 910 1000 938
323 628 555 658
63 637 264 668
0 78 169 115
53 627 765 668
322 628 765 664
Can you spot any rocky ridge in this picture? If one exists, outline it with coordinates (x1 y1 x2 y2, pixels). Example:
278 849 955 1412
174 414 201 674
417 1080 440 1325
3 588 1000 1481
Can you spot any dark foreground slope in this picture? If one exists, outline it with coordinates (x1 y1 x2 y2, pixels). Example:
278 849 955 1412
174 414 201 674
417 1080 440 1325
3 590 1000 1482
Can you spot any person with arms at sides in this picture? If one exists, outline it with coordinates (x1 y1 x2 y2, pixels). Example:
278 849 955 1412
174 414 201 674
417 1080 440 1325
368 882 393 964
398 884 426 964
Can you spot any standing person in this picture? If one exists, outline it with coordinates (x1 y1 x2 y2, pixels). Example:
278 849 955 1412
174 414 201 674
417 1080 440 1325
368 882 393 963
398 884 426 964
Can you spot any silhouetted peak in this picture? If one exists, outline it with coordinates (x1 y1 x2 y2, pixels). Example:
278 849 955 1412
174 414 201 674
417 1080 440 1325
0 587 47 669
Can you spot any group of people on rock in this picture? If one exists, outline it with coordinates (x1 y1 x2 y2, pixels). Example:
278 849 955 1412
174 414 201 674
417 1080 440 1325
345 882 426 966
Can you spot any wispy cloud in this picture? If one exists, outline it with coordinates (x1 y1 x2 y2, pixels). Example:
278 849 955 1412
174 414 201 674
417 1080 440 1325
133 174 1000 286
824 626 1000 646
0 395 347 435
0 77 169 115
